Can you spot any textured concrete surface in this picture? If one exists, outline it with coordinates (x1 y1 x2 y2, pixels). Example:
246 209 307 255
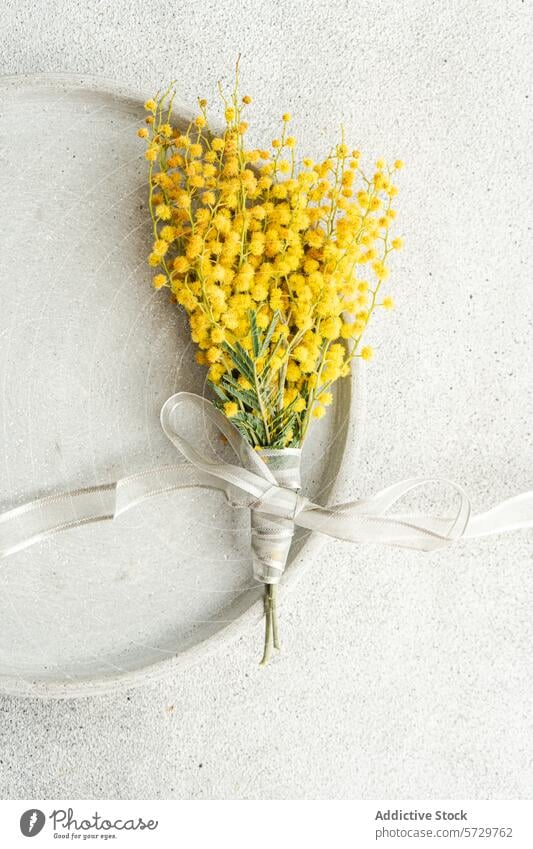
0 0 532 799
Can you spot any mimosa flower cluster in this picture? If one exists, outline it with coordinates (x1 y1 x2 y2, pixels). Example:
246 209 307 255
139 80 402 448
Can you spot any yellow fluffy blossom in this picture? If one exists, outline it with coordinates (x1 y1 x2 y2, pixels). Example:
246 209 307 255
152 239 169 257
140 75 401 449
224 401 239 417
155 204 172 220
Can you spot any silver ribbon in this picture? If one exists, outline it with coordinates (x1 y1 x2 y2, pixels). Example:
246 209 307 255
0 392 531 581
250 448 302 584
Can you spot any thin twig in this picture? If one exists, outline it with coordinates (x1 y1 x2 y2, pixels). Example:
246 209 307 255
271 584 280 650
259 587 273 666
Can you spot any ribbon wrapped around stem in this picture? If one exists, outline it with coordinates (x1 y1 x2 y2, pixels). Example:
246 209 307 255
0 391 531 658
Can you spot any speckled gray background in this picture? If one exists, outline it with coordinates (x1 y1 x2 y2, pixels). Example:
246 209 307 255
0 0 532 799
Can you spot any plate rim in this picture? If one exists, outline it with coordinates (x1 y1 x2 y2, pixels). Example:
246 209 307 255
0 72 366 698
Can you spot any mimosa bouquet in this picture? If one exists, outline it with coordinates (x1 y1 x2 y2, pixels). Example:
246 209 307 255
139 72 403 663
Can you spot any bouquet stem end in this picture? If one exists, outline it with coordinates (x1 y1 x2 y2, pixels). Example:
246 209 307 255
259 584 279 666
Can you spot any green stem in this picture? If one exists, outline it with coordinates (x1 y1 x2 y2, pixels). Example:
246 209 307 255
271 584 280 650
259 587 273 666
259 584 281 665
253 362 271 443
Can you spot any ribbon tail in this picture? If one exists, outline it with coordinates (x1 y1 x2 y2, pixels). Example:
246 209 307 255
0 464 225 561
462 490 533 538
291 477 472 552
293 486 533 552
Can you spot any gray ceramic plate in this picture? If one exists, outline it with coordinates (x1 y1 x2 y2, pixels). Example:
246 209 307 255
0 74 364 697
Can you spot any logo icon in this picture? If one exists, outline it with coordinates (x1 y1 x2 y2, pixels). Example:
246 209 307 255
20 810 46 837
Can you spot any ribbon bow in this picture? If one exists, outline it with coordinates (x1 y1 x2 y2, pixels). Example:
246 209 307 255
0 391 532 565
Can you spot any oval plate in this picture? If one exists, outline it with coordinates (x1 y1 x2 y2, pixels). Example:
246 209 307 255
0 74 364 697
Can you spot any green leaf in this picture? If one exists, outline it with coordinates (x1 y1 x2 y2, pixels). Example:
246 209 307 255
231 417 260 447
222 341 255 384
221 381 257 409
259 311 280 357
235 411 266 444
211 383 230 403
234 341 256 371
222 372 256 397
269 413 297 448
248 310 261 358
261 335 285 374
